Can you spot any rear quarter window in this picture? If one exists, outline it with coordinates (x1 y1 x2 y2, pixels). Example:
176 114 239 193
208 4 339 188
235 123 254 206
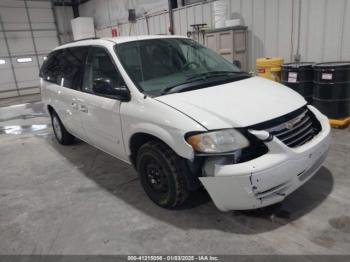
40 50 62 84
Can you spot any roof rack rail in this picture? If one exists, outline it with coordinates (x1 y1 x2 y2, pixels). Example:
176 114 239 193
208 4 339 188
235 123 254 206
66 37 100 44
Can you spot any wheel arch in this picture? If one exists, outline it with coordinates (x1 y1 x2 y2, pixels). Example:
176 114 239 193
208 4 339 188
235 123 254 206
129 132 172 167
129 131 200 192
128 126 194 168
47 104 55 115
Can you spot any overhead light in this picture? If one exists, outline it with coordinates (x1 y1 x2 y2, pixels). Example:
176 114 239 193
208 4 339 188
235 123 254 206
0 59 5 65
43 56 47 60
17 57 32 63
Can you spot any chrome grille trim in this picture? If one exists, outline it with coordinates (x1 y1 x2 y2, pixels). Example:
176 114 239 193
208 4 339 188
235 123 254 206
278 121 313 142
249 107 322 148
275 115 310 137
285 128 314 147
266 109 308 133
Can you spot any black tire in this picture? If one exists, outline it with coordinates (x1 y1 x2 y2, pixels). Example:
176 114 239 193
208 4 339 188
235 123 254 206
136 140 189 208
50 110 75 145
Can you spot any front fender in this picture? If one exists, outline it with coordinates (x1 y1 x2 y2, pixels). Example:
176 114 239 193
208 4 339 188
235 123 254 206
125 122 195 160
121 95 206 160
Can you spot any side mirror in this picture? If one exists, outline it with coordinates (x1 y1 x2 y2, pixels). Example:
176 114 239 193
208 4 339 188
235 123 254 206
233 59 242 69
93 78 130 101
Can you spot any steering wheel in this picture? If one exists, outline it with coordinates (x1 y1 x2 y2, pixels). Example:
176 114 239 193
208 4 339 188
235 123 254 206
182 61 199 71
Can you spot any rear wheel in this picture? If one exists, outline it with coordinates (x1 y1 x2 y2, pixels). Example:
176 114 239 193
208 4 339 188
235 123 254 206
50 111 75 145
136 140 189 208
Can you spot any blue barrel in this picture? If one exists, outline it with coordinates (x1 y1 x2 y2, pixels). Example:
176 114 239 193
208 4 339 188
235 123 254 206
313 62 350 119
281 62 314 104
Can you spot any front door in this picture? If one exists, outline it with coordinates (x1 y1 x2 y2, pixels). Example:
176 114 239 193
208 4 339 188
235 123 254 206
78 46 127 161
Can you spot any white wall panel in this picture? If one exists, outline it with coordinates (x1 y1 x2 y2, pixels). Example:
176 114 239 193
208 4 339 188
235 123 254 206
278 0 293 62
12 56 39 89
27 1 51 9
173 3 213 36
0 58 16 92
0 0 25 8
173 10 181 35
172 0 349 68
0 31 8 56
252 0 265 62
33 30 59 53
179 8 188 36
54 6 73 43
96 27 112 38
193 4 202 24
323 0 346 61
0 0 59 100
202 3 213 29
29 8 55 30
79 0 168 27
264 0 279 58
341 0 350 59
0 91 18 99
0 7 29 30
186 5 195 32
304 0 326 62
6 31 35 56
79 0 349 70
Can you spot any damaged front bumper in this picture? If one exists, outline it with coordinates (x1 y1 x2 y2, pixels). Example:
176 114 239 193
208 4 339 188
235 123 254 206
199 106 331 211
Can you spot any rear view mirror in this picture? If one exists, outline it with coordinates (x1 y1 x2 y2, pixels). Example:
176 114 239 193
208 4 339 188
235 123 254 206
93 78 130 101
233 60 242 69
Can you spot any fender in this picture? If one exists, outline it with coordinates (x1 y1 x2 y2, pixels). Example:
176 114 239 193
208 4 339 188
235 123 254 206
125 122 195 160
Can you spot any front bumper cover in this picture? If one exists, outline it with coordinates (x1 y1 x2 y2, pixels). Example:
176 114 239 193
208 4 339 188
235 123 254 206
199 106 331 211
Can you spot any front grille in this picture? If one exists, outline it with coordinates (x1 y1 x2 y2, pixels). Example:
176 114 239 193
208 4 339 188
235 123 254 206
250 107 322 148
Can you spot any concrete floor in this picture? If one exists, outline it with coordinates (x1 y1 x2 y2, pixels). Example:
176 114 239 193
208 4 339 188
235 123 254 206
0 102 349 255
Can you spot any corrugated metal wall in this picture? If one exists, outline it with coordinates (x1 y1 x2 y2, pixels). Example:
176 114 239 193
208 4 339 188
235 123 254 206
85 0 350 70
0 0 59 100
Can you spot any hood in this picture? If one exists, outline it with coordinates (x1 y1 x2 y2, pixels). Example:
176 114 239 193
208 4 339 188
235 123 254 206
155 76 306 129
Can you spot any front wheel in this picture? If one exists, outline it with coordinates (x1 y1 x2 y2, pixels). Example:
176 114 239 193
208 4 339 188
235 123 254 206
136 140 189 208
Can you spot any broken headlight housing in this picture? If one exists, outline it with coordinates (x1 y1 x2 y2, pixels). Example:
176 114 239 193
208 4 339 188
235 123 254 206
186 129 250 154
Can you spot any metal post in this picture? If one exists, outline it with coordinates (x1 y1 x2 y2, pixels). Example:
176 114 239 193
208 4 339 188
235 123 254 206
168 0 174 34
72 0 79 18
145 15 150 35
294 0 302 62
51 1 62 45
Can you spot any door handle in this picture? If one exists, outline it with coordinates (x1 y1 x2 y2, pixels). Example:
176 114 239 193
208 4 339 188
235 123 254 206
79 104 88 113
71 102 78 109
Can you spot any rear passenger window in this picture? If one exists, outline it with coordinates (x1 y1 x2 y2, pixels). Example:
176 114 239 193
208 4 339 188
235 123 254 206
40 46 89 90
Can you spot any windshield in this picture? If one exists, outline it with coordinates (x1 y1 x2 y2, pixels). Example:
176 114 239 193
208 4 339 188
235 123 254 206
114 38 242 94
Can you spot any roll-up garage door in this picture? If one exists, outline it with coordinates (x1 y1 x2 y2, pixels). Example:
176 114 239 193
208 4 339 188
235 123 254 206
0 0 59 101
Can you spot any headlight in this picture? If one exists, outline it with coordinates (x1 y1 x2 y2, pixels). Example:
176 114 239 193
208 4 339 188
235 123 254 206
186 129 249 153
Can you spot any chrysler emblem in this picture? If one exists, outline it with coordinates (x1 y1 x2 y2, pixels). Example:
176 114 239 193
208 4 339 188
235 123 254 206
285 122 294 129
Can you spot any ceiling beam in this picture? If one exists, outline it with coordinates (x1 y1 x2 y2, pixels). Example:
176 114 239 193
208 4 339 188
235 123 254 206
52 0 90 7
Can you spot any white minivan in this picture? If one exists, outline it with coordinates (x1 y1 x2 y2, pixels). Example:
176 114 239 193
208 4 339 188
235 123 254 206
40 36 331 211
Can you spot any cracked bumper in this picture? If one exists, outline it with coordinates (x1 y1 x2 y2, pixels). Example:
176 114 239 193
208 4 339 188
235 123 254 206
199 106 331 211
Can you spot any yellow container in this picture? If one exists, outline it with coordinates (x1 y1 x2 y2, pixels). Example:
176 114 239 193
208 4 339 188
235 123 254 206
256 57 284 82
329 117 350 129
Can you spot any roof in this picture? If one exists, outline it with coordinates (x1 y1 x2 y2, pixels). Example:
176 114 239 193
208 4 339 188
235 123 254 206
54 35 187 51
104 34 187 44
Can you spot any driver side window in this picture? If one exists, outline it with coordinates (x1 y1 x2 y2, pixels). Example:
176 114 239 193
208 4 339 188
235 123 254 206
82 47 123 93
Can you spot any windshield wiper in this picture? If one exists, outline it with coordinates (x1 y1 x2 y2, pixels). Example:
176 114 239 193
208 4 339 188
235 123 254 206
186 71 240 81
162 71 246 95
